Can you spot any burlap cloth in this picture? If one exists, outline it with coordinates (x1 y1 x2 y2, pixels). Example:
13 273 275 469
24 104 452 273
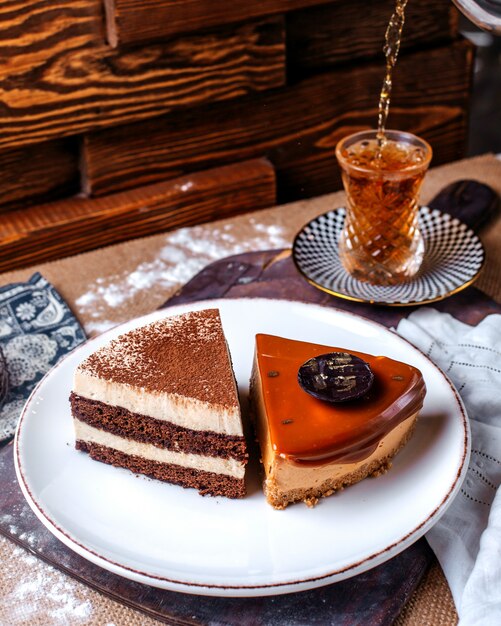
1 154 500 625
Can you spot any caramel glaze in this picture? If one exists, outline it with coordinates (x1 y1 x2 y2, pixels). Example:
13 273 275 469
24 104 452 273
256 334 426 467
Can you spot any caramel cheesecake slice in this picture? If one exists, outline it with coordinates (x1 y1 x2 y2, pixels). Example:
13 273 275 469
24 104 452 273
250 334 426 509
70 309 248 498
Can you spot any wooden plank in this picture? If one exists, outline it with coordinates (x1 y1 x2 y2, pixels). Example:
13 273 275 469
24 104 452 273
82 40 473 201
0 0 104 60
0 159 276 272
287 0 459 74
0 140 80 212
105 0 331 47
0 17 285 150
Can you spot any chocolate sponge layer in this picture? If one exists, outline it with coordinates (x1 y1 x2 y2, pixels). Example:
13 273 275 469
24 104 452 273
70 393 247 462
76 440 246 498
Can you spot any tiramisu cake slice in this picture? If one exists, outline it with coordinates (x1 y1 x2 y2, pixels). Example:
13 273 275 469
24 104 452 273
70 309 247 498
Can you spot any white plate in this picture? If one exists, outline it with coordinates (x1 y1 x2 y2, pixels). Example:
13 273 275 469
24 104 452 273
14 298 469 597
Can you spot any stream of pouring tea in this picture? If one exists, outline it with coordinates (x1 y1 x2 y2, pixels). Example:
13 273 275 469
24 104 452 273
377 0 409 151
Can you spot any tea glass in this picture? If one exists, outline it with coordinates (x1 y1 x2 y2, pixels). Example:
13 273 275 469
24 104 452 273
335 130 432 286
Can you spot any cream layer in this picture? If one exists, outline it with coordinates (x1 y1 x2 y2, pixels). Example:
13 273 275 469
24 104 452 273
74 419 245 479
74 370 243 436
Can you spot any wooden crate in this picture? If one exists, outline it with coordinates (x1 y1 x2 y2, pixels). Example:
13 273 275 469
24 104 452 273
82 41 473 201
0 0 470 269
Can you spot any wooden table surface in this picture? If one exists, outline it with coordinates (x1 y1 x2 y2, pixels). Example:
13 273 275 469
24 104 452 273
1 154 501 625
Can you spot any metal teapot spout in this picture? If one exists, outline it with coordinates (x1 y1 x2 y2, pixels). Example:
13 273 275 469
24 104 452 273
452 0 501 33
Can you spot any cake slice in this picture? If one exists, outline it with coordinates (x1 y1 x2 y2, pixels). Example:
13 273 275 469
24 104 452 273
250 334 426 509
70 309 247 498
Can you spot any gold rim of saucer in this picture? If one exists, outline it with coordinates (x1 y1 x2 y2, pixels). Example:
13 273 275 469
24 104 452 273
293 267 485 307
291 206 486 308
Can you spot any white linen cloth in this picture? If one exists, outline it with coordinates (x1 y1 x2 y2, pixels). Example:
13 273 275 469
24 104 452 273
397 309 501 625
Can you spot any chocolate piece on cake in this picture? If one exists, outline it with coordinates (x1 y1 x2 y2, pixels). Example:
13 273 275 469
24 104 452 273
250 334 426 509
70 309 247 498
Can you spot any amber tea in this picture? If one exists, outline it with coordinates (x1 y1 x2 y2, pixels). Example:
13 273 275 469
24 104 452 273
335 131 432 285
377 0 408 148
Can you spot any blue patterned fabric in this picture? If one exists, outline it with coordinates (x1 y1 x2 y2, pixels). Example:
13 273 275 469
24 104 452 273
0 273 86 441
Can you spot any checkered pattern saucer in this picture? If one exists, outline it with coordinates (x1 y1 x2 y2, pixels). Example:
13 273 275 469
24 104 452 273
292 206 485 306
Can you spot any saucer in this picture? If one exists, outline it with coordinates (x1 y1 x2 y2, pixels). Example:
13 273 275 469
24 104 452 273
292 206 485 306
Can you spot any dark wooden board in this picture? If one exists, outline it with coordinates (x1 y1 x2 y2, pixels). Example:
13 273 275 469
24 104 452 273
287 0 458 74
1 182 496 623
0 159 276 272
427 180 501 232
166 249 501 329
0 439 433 625
82 40 473 199
0 17 285 150
1 242 497 622
105 0 332 47
0 139 80 213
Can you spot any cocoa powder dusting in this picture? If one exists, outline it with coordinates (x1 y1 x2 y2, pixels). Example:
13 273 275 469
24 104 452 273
79 309 239 408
